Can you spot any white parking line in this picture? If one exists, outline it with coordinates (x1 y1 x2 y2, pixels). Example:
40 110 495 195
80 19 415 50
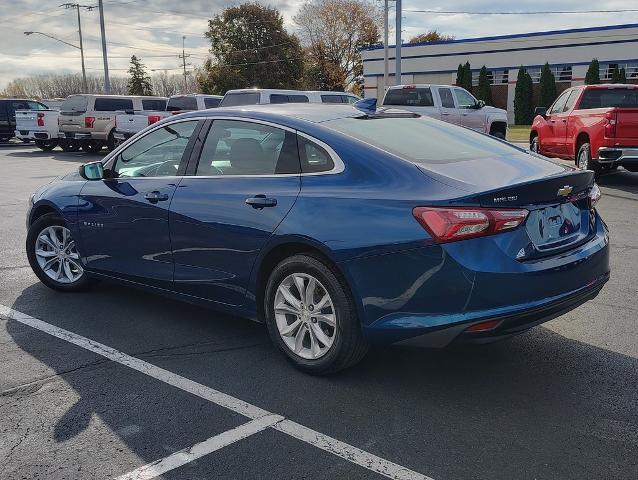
0 305 432 480
115 415 284 480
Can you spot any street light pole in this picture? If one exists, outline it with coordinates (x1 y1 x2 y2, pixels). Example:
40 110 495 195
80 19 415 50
395 0 402 85
97 0 111 94
383 0 389 91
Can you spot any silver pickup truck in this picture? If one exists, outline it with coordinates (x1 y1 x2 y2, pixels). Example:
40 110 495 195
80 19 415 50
381 84 508 139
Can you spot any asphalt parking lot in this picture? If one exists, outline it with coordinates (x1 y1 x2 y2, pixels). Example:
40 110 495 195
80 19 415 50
1 142 637 480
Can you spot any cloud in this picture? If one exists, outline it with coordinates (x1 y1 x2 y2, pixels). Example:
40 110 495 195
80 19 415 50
2 0 637 90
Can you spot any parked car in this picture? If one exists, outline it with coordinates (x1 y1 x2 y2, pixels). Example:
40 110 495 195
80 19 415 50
0 98 49 142
114 94 222 144
14 107 61 151
531 84 638 172
219 89 360 107
378 84 508 139
25 104 609 374
113 97 168 144
58 95 168 153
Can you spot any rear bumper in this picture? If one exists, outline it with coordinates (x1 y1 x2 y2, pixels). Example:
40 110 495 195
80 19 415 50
59 132 92 140
113 132 133 141
597 146 638 169
15 130 55 140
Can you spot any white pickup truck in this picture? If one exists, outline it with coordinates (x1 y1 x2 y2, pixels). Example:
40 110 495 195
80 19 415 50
114 94 222 144
380 84 508 139
15 108 85 152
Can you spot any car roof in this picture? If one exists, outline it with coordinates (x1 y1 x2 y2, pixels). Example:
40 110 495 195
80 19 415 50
224 89 353 95
387 84 460 89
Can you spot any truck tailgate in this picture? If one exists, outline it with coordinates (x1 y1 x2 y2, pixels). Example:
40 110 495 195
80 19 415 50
15 110 38 131
615 108 638 141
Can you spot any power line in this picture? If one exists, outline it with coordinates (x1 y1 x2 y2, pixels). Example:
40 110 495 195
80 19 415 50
404 9 638 15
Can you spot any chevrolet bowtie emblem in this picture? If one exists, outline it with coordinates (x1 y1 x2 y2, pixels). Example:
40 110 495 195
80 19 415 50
557 185 573 197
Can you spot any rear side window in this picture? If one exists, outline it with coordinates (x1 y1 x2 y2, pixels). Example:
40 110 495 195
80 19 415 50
578 88 638 109
142 99 167 111
383 88 434 107
269 94 310 104
321 95 344 104
195 120 299 176
220 92 261 107
437 88 455 108
94 97 134 111
167 96 198 111
203 97 221 108
61 95 88 113
298 137 335 173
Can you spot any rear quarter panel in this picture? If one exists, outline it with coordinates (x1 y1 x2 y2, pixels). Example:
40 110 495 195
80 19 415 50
567 108 609 158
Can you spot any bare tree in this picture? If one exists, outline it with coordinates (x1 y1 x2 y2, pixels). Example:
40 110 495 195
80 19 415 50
0 73 128 98
294 0 381 94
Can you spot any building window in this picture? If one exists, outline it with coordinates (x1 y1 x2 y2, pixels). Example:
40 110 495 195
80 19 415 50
471 69 508 86
558 66 572 81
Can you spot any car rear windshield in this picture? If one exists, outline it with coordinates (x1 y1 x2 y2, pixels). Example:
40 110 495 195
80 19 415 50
270 94 309 104
204 97 221 108
94 97 134 111
324 117 518 164
167 96 198 111
383 88 434 107
219 92 260 107
61 95 88 113
142 99 167 111
578 88 638 109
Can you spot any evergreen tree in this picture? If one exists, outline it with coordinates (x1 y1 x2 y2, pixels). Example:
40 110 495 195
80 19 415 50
585 59 600 85
456 64 464 87
462 61 472 91
611 66 627 84
538 62 557 108
477 66 493 105
619 67 627 83
514 67 534 125
127 55 152 95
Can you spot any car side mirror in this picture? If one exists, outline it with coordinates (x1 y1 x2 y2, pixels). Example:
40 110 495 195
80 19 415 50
354 97 377 112
476 100 485 109
79 161 104 180
534 107 547 117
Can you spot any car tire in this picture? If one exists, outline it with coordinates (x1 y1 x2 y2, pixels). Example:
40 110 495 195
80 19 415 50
35 140 58 151
577 142 600 172
264 253 369 375
82 141 103 154
491 131 506 140
106 131 116 151
530 136 539 153
26 213 93 292
60 140 81 152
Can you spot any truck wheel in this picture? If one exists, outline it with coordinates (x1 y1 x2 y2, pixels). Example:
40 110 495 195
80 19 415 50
577 143 600 172
82 141 104 154
530 136 539 153
106 131 116 151
35 140 58 151
60 140 81 152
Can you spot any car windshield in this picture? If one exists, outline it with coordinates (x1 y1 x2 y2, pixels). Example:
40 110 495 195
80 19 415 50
579 88 638 109
324 116 518 164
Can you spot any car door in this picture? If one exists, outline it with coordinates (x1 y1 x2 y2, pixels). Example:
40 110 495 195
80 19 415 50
77 119 202 287
168 118 302 306
542 90 571 155
551 90 578 157
436 87 461 125
453 88 485 132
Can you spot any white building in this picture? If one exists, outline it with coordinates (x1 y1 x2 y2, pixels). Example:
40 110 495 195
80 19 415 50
361 23 638 124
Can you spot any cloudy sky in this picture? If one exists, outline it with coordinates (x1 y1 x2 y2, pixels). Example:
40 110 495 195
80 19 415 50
1 0 637 88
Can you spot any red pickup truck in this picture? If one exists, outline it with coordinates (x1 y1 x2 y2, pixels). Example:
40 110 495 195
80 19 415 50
530 84 638 172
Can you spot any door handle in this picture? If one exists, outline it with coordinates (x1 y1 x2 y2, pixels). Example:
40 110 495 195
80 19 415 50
441 112 450 116
245 194 277 209
144 191 169 203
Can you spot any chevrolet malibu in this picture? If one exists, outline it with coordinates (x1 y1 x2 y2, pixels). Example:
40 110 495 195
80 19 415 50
26 104 610 374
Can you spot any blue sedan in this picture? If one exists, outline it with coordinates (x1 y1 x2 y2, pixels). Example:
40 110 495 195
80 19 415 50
26 104 610 374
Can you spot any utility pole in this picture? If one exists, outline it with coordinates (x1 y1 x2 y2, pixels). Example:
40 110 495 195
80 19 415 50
60 3 94 93
97 0 111 94
383 0 389 91
179 36 190 92
395 0 402 85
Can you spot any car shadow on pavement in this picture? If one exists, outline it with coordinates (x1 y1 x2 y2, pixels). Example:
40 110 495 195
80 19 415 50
597 168 638 197
5 281 638 479
6 150 105 163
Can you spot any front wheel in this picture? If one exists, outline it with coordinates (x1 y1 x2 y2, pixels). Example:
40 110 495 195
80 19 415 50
35 139 58 151
530 136 539 153
60 139 81 152
577 142 600 172
26 214 93 292
264 254 369 374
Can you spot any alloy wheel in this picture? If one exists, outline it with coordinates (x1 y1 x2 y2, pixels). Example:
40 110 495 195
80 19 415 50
578 149 588 169
274 273 337 360
34 225 83 284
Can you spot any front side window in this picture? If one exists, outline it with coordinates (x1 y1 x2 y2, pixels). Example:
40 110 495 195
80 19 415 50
383 88 434 107
437 88 455 108
113 120 198 178
203 97 221 108
195 120 299 176
453 88 477 109
94 97 134 111
548 90 571 114
27 101 48 110
562 90 579 112
219 92 261 107
166 96 198 111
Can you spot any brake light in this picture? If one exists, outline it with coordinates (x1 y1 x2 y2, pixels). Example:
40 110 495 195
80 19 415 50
588 183 601 208
37 112 44 127
465 319 501 332
604 111 617 138
402 84 416 89
412 206 529 243
85 116 95 128
148 115 162 125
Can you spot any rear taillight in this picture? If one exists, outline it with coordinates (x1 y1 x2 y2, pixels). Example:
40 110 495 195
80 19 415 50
604 111 617 138
85 116 95 128
588 183 601 208
412 206 529 244
37 112 44 127
148 115 161 125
